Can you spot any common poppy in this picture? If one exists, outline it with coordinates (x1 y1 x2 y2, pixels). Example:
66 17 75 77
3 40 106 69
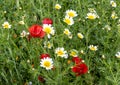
72 63 88 76
29 24 45 38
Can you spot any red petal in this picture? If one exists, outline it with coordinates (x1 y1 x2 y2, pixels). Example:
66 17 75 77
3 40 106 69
29 25 45 38
38 75 45 83
40 53 50 59
39 30 46 38
42 18 53 25
72 57 82 64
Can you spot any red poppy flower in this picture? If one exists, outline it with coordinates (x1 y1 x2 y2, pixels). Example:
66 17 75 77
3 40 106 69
29 24 45 38
38 75 45 83
72 63 88 76
42 18 53 25
40 53 50 59
72 57 83 64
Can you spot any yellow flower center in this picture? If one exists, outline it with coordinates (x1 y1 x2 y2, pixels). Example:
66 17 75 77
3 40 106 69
88 15 95 19
43 61 51 67
47 43 51 48
64 30 70 35
68 12 75 17
112 2 115 6
90 47 96 51
64 18 71 25
44 27 51 34
4 24 9 28
57 50 64 56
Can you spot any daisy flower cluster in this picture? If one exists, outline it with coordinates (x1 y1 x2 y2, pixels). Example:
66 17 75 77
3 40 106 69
1 0 120 84
63 9 77 25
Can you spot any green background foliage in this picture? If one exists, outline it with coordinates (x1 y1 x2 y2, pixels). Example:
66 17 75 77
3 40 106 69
0 0 120 85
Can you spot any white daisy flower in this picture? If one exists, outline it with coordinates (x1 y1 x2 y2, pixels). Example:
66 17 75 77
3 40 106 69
44 41 53 49
43 24 55 38
55 4 61 10
20 30 29 37
115 52 120 58
2 21 11 29
110 0 117 7
86 13 99 20
63 16 74 25
89 45 98 51
70 49 78 57
40 57 53 70
111 11 118 19
63 29 71 36
66 9 78 18
55 47 68 58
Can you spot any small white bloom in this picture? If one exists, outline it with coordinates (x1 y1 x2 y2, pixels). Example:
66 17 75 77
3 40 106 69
77 33 84 39
19 20 25 25
29 81 32 85
89 45 98 51
63 16 74 25
111 11 118 19
68 34 73 39
86 13 99 20
70 49 78 57
66 9 78 18
40 57 53 70
20 30 29 37
102 25 111 31
102 55 105 59
55 47 68 58
115 52 120 58
27 59 30 63
55 4 61 10
2 21 11 29
110 1 117 7
80 50 85 54
63 29 71 36
44 41 53 49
